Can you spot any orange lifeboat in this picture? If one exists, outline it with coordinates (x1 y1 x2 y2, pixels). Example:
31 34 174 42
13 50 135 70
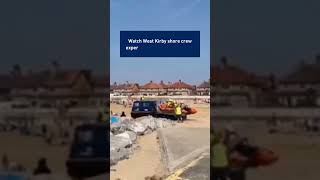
231 146 278 168
253 148 279 166
159 103 197 115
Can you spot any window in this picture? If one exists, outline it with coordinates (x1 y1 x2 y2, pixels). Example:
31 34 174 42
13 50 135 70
142 102 151 107
222 84 230 89
77 130 93 143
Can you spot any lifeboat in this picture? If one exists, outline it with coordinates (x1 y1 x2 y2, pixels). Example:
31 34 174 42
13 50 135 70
252 148 279 166
231 144 278 168
159 103 197 115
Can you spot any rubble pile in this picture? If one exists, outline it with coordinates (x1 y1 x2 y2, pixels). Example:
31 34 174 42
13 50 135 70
110 116 175 165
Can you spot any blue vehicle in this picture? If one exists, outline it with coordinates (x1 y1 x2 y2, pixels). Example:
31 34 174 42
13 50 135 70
66 123 108 179
131 101 158 118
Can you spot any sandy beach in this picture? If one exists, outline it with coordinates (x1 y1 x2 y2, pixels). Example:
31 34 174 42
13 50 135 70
110 132 165 180
110 102 210 179
215 120 320 180
0 102 210 180
0 132 68 175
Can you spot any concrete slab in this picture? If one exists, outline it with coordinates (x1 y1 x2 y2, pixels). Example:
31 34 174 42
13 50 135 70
158 127 210 173
180 154 210 180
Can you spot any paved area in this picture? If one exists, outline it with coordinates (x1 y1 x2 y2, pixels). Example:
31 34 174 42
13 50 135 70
158 127 210 173
180 154 210 180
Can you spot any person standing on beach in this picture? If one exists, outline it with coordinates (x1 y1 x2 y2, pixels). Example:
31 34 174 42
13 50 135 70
33 158 51 175
1 154 9 171
223 127 249 180
212 133 229 180
120 111 126 117
174 103 182 123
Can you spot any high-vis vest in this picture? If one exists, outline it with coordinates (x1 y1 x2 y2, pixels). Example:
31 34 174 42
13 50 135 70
212 143 229 168
175 106 182 115
101 113 108 122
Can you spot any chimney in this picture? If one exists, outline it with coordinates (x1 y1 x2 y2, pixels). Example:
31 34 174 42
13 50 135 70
11 64 22 78
316 54 320 65
268 73 276 90
50 60 60 77
150 80 153 83
179 79 182 83
221 56 228 68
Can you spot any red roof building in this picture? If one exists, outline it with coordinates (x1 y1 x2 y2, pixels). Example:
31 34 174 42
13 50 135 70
212 57 266 106
159 80 168 89
92 75 108 99
139 80 167 95
113 82 140 95
276 57 320 107
212 65 264 87
167 80 194 95
0 67 100 107
196 81 210 95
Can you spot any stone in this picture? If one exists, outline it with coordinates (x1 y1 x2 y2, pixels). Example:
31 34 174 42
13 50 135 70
110 116 176 165
128 122 146 135
115 132 134 145
110 135 133 165
126 131 138 143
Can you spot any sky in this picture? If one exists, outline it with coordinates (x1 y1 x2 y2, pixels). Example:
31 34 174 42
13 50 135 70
0 0 106 75
2 0 320 79
110 0 210 85
214 0 320 76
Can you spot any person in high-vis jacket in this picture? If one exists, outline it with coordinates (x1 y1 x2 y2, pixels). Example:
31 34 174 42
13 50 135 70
101 111 108 122
212 133 229 180
175 103 183 122
97 109 108 122
167 99 174 108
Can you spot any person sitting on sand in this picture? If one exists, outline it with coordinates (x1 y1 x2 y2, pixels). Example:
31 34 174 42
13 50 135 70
1 154 9 171
120 111 126 117
33 158 51 175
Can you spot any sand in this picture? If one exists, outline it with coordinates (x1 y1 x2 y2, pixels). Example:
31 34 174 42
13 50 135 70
0 102 210 180
110 132 165 180
110 102 210 179
215 120 320 180
0 132 68 175
247 132 320 180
